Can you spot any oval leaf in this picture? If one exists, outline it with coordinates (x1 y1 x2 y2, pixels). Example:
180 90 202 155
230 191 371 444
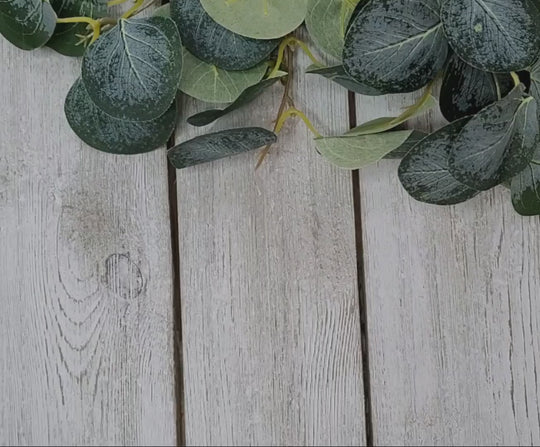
315 130 413 170
171 0 278 71
199 0 308 39
187 77 281 127
82 16 182 121
179 49 267 103
47 0 107 57
449 85 539 190
305 0 363 60
441 0 540 72
399 117 480 205
0 0 57 50
511 145 540 216
440 54 514 122
65 78 177 154
343 0 448 93
168 127 277 169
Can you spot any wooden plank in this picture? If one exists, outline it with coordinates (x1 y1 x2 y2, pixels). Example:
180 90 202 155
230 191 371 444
0 40 176 444
175 38 365 445
356 93 540 445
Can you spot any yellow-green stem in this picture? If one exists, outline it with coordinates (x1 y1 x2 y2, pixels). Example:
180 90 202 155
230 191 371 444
275 108 322 138
268 37 323 79
56 17 101 43
122 0 144 19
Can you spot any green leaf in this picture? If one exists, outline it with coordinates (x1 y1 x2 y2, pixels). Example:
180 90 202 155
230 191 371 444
440 54 514 122
511 144 540 216
168 127 277 169
315 130 414 170
346 92 437 136
529 58 540 120
305 0 363 60
64 78 177 154
0 0 57 50
199 0 308 39
343 0 448 93
306 65 382 96
449 85 539 191
385 130 428 159
153 3 170 17
441 0 540 73
179 48 267 103
187 77 282 127
399 117 480 206
81 16 182 121
171 0 278 71
47 0 107 57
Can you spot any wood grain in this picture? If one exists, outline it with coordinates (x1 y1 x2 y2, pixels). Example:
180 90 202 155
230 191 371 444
356 92 540 445
175 38 365 445
0 39 176 445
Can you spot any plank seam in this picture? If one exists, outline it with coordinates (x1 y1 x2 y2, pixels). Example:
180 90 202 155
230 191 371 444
348 90 374 447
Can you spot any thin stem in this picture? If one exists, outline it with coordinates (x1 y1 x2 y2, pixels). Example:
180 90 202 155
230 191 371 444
268 37 323 79
510 72 520 88
57 17 101 42
107 0 129 6
275 108 322 138
122 0 144 19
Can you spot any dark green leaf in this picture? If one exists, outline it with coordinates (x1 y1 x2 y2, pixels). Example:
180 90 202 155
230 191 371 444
168 127 276 169
343 0 448 93
530 58 540 119
385 130 428 159
511 144 540 216
449 85 539 190
0 0 57 50
306 65 383 96
441 0 540 72
65 78 177 154
47 0 107 57
187 77 281 127
440 53 514 122
170 0 278 71
82 16 182 121
399 117 480 205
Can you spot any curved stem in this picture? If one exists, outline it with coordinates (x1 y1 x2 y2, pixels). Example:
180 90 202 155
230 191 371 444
57 17 101 43
268 37 323 79
122 0 145 19
510 72 521 88
107 0 129 6
275 108 322 138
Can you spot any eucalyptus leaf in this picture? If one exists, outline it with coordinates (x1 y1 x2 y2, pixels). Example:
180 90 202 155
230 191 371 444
199 0 308 39
511 145 540 216
179 49 267 104
187 77 282 127
0 0 57 50
399 117 480 205
343 0 448 93
441 0 540 72
47 0 107 57
315 130 413 170
171 0 279 71
385 131 428 159
305 0 363 60
440 54 514 122
346 93 437 136
81 16 182 121
306 65 383 96
153 3 170 17
449 85 539 190
168 127 277 169
65 78 177 154
530 58 540 119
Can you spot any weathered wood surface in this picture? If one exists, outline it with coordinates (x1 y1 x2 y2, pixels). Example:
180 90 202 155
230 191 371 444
356 93 540 445
0 41 177 445
175 41 366 445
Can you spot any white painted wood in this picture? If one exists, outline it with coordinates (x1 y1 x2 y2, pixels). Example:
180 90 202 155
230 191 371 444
0 40 176 445
175 38 365 445
356 92 540 445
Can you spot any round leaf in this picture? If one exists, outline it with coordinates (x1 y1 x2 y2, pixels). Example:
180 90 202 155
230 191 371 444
171 0 279 71
0 0 57 50
441 0 540 72
343 0 448 93
199 0 308 39
179 49 267 103
82 16 182 121
65 78 177 155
